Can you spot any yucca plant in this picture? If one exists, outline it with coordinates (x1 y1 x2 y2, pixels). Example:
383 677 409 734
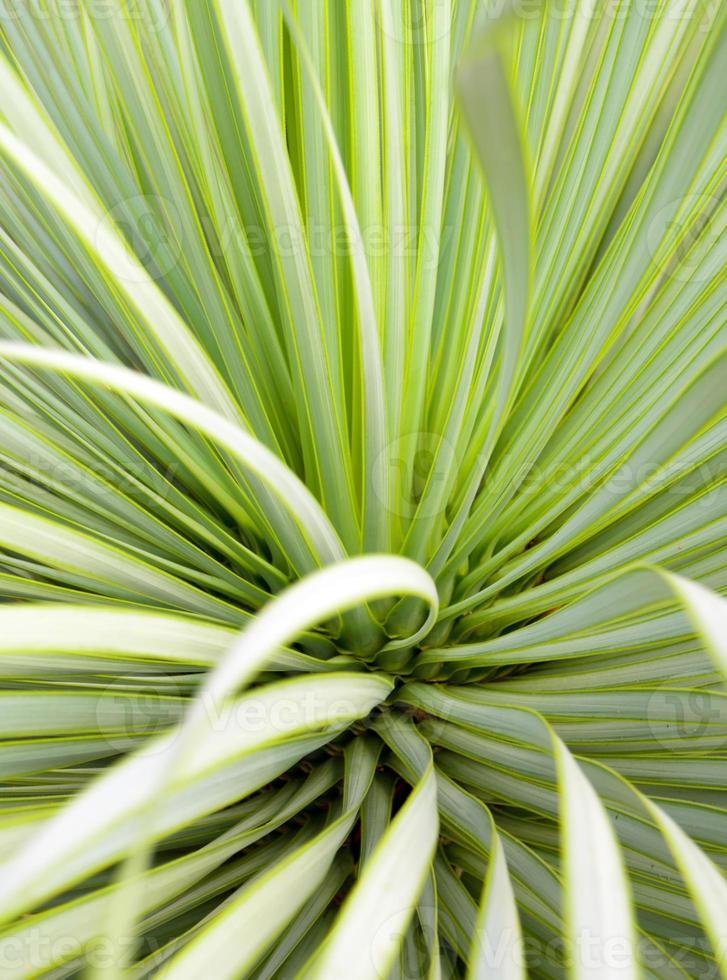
0 0 725 976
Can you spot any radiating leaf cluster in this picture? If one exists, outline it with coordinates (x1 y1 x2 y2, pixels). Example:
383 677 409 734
0 1 725 978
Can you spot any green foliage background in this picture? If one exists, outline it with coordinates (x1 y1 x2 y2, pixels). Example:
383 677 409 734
0 1 725 977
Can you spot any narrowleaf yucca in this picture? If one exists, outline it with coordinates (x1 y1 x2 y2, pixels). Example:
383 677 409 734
0 0 725 977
